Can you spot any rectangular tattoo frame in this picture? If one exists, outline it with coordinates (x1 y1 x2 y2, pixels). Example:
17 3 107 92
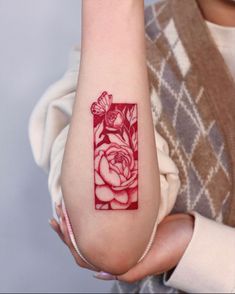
91 91 138 210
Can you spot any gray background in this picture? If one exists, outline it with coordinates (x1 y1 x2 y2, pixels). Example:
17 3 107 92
0 0 155 292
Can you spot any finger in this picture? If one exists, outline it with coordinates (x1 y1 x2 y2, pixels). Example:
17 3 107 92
57 211 97 271
60 216 73 246
49 218 66 244
49 218 61 235
56 203 100 272
117 259 155 283
118 261 162 283
56 206 74 247
117 237 164 283
117 216 186 283
70 246 96 271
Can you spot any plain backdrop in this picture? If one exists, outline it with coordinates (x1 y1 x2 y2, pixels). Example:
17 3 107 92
0 0 156 292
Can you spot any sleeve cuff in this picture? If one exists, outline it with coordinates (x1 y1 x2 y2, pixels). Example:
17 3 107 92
164 212 235 293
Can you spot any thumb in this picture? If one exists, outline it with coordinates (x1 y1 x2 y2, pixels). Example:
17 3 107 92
117 248 163 283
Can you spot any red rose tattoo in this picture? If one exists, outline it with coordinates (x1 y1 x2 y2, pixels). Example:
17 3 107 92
91 91 138 210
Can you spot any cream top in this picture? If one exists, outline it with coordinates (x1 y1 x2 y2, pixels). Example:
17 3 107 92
207 20 235 80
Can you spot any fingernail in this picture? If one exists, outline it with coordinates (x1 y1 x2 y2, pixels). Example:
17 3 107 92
93 271 117 281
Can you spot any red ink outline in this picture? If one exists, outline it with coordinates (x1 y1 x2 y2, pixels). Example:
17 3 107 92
91 91 138 210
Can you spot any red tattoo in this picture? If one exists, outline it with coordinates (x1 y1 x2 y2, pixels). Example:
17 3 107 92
91 91 138 210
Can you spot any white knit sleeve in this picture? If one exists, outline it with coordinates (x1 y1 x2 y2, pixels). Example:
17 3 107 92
28 47 80 219
150 86 180 223
164 212 235 293
28 47 180 222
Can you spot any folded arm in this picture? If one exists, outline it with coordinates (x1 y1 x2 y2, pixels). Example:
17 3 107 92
61 0 161 275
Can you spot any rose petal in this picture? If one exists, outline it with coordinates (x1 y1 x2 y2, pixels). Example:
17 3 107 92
99 155 121 186
118 145 134 170
95 150 104 171
113 113 123 128
96 185 114 202
107 154 115 162
119 174 127 183
120 171 137 187
115 162 123 174
95 144 110 156
95 171 105 185
96 203 109 210
110 199 131 210
101 204 109 210
129 188 138 202
105 144 120 154
112 172 137 190
123 166 129 178
113 190 128 204
128 179 137 188
109 162 121 174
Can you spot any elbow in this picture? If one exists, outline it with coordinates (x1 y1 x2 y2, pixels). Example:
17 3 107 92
75 229 141 275
60 183 138 274
61 172 160 275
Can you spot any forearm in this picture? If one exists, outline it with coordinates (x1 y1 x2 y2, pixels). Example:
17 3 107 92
61 0 161 274
79 0 148 92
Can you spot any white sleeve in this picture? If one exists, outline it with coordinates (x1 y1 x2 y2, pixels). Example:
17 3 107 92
28 47 180 223
164 211 235 293
28 47 80 218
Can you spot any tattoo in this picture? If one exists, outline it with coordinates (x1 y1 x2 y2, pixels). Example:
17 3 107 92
90 91 138 210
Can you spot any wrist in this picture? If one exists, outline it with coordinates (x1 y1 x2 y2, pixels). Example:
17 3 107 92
82 0 144 18
162 213 195 268
176 214 195 265
81 0 145 56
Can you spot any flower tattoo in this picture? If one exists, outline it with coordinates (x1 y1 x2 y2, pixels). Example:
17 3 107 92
91 91 138 210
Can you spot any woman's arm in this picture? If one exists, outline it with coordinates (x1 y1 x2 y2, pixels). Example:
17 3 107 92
61 0 161 275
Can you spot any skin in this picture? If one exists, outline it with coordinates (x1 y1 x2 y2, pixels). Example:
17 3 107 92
50 206 194 281
60 0 161 275
49 0 235 282
197 0 235 27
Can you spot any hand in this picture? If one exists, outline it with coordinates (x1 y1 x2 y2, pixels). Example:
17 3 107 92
94 213 194 282
49 204 97 271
